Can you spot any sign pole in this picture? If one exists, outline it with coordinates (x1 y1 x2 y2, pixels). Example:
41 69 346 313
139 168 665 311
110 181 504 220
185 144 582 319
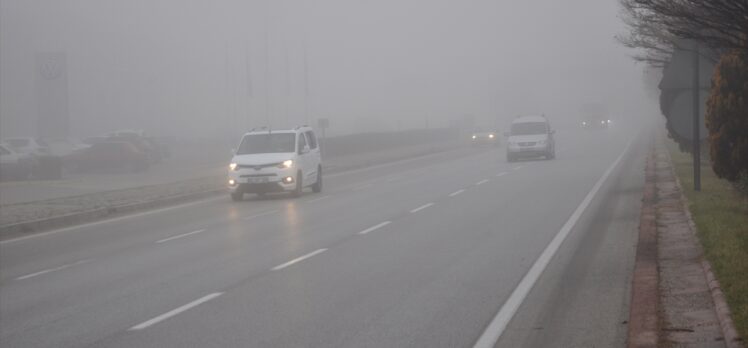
692 43 701 191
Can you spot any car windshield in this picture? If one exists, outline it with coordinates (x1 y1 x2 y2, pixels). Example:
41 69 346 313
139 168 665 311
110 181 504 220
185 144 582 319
511 122 547 135
236 133 295 155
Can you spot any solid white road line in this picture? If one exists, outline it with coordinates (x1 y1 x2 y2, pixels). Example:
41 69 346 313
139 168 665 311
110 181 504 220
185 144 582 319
410 203 435 213
305 195 331 203
156 229 206 244
15 259 92 281
476 179 489 186
496 172 508 177
128 292 223 331
511 165 523 170
0 196 225 245
448 189 465 197
242 210 279 220
271 249 328 271
358 221 392 235
472 141 632 348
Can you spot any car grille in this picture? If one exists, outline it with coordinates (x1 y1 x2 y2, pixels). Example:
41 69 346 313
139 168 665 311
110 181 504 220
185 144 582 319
238 163 278 170
240 173 277 178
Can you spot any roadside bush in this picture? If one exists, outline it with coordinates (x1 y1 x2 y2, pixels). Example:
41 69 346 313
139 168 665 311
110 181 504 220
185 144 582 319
706 49 748 184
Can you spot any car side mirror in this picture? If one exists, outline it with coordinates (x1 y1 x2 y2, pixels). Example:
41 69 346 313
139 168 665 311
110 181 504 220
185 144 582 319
230 148 236 155
300 145 310 154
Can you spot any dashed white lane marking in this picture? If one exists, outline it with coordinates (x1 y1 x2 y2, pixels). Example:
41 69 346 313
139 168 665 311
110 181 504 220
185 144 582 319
472 140 632 348
410 203 435 213
15 259 93 281
476 179 489 186
242 210 279 220
512 165 523 170
305 195 331 203
351 183 373 191
271 249 328 271
358 221 392 235
128 292 224 331
156 229 206 244
448 189 465 197
496 172 508 177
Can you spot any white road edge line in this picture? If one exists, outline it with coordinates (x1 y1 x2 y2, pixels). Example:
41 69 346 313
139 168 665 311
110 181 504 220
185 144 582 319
272 248 328 271
511 165 523 170
305 195 331 203
242 210 279 220
358 221 392 235
472 140 632 348
448 189 465 197
128 292 223 331
15 259 92 281
476 179 489 186
156 229 206 244
496 172 508 177
410 203 435 213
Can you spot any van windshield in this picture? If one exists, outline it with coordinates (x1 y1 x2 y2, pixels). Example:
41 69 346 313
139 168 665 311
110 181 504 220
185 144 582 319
237 133 295 154
511 122 547 135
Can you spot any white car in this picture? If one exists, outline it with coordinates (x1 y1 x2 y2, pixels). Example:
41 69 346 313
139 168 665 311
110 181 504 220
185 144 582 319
228 126 322 200
0 143 33 180
505 115 556 162
4 137 50 156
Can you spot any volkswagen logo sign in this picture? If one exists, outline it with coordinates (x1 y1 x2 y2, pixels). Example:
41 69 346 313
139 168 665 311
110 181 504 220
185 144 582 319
39 57 63 80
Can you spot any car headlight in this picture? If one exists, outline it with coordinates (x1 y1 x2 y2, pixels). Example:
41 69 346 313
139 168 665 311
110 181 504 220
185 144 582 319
582 121 587 126
278 159 293 168
488 134 495 138
229 162 238 171
472 135 477 139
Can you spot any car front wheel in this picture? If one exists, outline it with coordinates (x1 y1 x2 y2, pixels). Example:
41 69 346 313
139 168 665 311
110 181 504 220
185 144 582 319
312 166 322 193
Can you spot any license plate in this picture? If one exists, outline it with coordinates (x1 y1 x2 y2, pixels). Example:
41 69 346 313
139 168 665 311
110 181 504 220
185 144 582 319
249 177 269 184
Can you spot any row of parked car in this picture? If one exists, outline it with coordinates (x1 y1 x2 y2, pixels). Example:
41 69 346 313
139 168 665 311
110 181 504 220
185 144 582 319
0 131 171 180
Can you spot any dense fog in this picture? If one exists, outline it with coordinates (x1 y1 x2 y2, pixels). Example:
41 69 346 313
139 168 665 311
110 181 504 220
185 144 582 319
1 0 657 139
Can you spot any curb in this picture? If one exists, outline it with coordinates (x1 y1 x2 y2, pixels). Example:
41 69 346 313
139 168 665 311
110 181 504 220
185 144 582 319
0 144 462 240
627 144 660 348
665 150 744 348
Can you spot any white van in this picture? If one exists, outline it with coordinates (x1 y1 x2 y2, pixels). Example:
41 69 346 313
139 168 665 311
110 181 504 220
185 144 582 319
228 126 322 201
505 115 556 162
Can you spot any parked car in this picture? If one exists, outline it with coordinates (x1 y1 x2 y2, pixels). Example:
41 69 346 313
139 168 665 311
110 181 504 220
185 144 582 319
71 141 150 172
0 143 33 180
4 137 50 156
228 126 322 201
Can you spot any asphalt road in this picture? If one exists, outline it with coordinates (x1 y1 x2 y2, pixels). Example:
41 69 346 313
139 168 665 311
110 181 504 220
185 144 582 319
0 125 650 348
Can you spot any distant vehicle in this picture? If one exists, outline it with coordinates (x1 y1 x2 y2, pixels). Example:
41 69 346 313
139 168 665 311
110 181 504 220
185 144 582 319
71 141 150 172
505 115 556 162
0 143 33 180
581 115 611 129
228 126 322 201
4 137 50 156
470 131 500 147
106 134 162 163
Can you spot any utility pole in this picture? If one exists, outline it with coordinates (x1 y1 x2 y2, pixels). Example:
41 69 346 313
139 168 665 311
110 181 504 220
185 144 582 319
692 42 701 191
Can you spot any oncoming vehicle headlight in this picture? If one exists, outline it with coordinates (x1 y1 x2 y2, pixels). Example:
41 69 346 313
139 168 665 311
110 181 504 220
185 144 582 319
278 160 294 169
488 134 495 139
582 121 587 126
472 135 477 139
229 162 238 171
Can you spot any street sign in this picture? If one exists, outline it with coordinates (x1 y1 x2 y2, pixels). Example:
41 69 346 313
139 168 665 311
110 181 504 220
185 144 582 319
667 91 708 141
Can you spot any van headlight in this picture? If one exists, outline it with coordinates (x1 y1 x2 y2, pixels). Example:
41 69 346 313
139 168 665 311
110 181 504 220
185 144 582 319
278 160 294 168
229 162 238 171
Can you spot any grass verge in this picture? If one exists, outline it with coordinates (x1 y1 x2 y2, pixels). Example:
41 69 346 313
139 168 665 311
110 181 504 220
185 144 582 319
666 139 748 340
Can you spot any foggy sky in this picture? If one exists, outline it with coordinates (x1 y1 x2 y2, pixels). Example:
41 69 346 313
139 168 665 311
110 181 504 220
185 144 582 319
1 0 657 139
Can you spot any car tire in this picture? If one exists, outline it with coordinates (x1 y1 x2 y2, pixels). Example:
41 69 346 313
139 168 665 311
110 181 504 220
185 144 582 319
231 191 244 201
312 166 322 193
291 171 303 198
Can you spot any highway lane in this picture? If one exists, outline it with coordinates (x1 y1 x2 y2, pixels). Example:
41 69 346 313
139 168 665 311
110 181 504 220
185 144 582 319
0 127 646 347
